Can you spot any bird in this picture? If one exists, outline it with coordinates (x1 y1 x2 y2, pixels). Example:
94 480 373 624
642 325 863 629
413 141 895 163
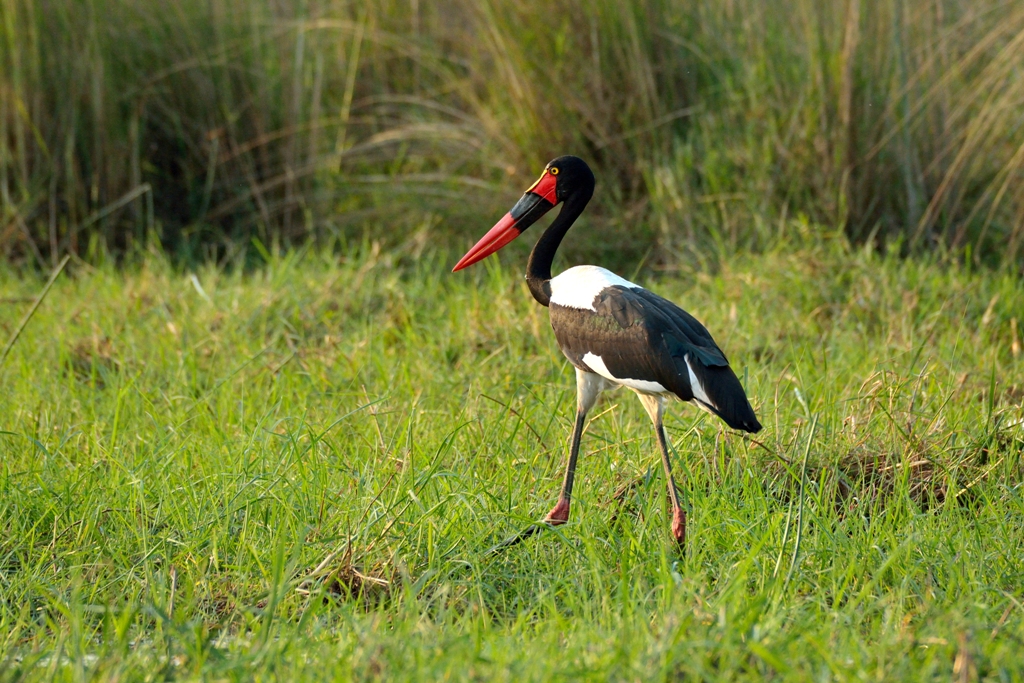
452 155 761 548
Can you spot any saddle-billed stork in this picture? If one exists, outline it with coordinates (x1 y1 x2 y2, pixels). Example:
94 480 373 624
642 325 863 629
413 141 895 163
453 156 761 548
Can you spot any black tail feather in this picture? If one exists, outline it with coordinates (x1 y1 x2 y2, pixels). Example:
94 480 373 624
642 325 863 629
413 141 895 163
681 362 761 433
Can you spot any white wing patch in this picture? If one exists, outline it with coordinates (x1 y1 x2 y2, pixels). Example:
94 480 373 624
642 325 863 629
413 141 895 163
685 354 714 408
549 266 640 311
582 352 667 394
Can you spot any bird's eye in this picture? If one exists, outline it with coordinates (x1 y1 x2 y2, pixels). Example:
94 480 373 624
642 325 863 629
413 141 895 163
550 167 559 175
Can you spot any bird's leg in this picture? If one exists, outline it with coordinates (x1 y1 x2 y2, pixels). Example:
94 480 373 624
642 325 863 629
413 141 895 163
543 368 603 525
637 393 686 547
655 422 686 547
489 401 588 553
544 406 587 525
488 369 602 554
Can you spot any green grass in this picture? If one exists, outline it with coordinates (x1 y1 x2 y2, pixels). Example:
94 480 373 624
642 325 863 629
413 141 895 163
1 233 1022 680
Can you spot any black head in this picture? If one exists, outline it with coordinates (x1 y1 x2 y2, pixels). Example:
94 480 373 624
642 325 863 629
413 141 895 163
452 155 595 272
544 155 595 205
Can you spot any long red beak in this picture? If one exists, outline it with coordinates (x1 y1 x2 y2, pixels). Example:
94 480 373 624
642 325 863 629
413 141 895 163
452 170 559 272
451 211 521 272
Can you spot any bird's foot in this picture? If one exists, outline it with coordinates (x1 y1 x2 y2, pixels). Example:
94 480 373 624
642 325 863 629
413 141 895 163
487 523 544 554
671 507 686 548
487 500 570 555
544 498 570 526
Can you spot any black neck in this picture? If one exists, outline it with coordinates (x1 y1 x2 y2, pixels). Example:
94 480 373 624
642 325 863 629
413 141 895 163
526 190 592 306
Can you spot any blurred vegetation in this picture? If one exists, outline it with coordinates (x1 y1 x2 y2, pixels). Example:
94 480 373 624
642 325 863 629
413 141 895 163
1 0 1023 268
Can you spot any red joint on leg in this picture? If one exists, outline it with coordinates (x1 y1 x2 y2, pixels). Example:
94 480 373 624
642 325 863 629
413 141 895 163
671 507 686 547
545 499 570 525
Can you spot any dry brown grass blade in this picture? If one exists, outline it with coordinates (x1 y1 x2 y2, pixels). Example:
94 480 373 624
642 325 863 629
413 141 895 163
0 254 70 368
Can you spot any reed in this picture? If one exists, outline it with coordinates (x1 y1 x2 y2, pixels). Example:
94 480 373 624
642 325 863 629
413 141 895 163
1 0 1022 267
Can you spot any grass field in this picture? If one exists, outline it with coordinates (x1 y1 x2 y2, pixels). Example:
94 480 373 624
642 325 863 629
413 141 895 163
4 0 1024 679
1 233 1023 680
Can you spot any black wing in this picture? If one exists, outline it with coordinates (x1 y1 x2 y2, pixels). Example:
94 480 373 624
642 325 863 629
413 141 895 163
550 285 761 433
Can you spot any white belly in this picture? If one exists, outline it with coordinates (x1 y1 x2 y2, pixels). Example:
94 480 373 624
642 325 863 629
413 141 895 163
582 352 668 394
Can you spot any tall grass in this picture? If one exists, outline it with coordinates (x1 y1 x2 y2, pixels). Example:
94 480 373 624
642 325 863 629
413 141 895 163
1 0 1023 266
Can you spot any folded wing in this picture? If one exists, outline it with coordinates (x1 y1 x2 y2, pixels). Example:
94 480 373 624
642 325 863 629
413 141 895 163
551 285 761 433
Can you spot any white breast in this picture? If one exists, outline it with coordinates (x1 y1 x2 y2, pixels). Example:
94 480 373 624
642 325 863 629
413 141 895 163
549 266 640 311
